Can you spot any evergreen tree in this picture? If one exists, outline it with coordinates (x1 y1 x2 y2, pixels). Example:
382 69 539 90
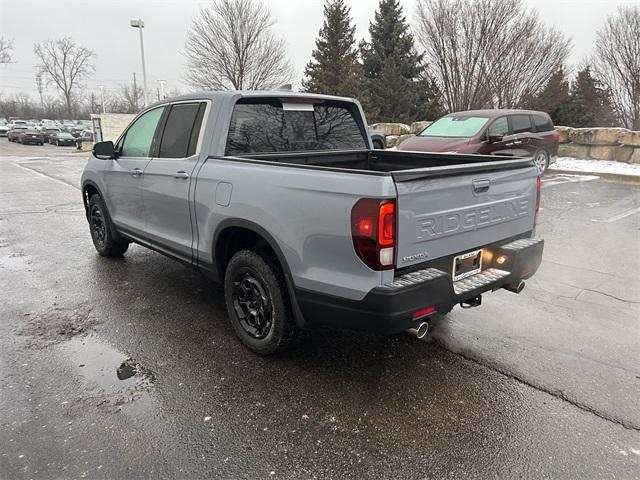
566 67 618 127
302 0 361 98
360 0 442 123
525 68 572 125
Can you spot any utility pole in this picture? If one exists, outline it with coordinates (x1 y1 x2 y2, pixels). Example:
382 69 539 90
133 72 139 111
158 79 166 99
99 85 106 113
130 19 149 107
35 72 44 107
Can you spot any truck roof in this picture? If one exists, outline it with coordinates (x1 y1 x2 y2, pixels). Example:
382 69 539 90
148 90 357 108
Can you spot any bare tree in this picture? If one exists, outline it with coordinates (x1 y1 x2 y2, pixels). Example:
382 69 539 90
592 5 640 130
414 0 571 111
184 0 293 90
34 37 95 118
0 37 13 64
118 82 144 113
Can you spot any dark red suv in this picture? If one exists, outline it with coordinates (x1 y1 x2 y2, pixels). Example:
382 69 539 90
398 109 560 172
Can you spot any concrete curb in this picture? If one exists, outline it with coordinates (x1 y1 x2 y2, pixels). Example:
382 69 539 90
548 168 640 185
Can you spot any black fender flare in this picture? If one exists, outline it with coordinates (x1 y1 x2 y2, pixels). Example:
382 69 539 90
213 218 307 329
81 180 103 219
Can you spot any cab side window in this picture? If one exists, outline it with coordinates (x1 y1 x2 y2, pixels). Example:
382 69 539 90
488 117 509 137
511 115 533 135
121 107 165 158
158 103 206 158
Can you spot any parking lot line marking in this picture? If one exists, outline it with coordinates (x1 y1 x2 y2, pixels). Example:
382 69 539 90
12 162 80 190
592 206 640 223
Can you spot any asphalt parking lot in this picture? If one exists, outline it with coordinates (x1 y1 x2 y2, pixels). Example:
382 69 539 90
1 141 639 479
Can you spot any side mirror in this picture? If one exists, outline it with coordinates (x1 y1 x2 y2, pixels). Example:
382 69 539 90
488 134 503 144
92 140 115 160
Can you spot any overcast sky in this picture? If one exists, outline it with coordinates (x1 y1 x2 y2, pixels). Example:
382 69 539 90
0 0 637 100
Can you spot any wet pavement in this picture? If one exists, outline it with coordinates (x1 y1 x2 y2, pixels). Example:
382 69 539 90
1 146 639 479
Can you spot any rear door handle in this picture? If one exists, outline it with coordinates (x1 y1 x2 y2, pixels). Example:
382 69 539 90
173 171 189 179
130 168 142 177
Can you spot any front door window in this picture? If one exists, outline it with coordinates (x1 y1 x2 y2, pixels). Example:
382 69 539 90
121 107 165 157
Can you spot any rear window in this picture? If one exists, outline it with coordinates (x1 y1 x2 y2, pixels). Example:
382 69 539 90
225 99 367 155
419 116 489 138
533 114 554 132
511 115 533 134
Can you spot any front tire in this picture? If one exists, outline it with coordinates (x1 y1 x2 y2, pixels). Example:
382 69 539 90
88 194 129 257
533 150 549 174
224 249 298 355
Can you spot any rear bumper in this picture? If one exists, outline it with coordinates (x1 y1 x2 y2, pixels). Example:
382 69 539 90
296 237 544 334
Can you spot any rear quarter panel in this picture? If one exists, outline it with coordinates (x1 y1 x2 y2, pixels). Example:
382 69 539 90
193 159 397 300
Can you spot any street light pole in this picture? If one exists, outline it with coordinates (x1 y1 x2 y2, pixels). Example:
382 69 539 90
158 79 166 99
99 85 106 113
130 19 149 107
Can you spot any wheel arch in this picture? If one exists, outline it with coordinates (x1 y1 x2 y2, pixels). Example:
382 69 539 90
213 219 306 328
82 180 102 219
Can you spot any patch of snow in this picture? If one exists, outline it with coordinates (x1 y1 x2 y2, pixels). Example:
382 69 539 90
550 157 640 177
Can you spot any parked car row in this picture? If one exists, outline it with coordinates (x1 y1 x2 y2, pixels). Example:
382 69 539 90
1 118 94 146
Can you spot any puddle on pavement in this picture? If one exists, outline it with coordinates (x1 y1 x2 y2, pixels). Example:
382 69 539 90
58 335 154 408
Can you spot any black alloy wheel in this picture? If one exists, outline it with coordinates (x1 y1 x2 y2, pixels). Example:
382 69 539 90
231 268 273 339
90 203 107 249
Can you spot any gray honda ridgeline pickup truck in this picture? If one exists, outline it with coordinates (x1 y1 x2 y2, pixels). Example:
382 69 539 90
82 91 543 355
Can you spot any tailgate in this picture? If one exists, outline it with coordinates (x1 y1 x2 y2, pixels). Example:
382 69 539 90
393 161 538 269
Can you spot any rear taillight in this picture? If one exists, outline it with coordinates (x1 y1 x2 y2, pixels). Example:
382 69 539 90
351 198 396 270
534 176 541 229
552 130 560 142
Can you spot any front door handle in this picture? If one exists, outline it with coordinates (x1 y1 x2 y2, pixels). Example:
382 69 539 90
130 168 142 177
173 171 189 179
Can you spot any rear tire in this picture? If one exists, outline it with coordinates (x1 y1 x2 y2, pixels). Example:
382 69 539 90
224 249 298 355
88 194 129 257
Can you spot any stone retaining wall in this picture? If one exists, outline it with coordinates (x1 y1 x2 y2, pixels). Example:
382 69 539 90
369 121 431 148
556 127 640 163
369 122 640 163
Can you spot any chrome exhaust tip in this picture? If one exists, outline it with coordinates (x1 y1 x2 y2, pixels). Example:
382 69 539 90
407 321 429 339
505 280 525 294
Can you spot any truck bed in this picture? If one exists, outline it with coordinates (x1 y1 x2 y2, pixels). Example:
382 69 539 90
228 149 534 180
222 148 539 271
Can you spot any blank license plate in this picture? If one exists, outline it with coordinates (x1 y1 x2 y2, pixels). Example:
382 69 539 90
452 249 482 281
